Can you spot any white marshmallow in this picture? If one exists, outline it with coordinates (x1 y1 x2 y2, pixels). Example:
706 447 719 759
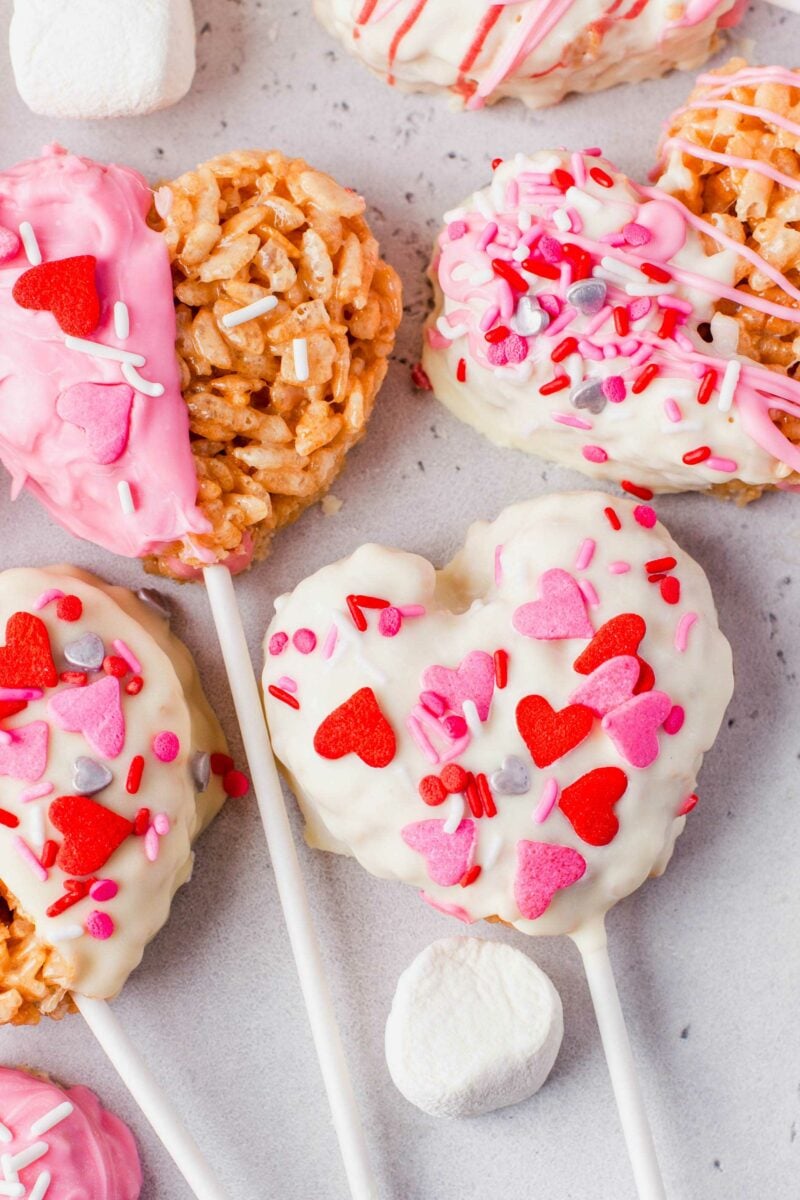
385 938 563 1118
10 0 196 120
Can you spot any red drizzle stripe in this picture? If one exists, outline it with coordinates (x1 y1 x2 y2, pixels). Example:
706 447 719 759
387 0 427 82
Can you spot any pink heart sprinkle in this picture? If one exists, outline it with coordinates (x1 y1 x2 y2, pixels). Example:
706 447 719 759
402 819 476 887
56 381 134 465
0 226 21 264
513 568 593 641
602 690 672 768
423 651 495 722
569 655 639 716
49 675 125 760
515 840 586 920
0 721 49 782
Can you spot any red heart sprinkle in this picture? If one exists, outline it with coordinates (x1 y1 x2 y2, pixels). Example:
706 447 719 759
13 256 100 337
559 767 628 845
49 794 133 876
419 775 447 806
516 695 594 768
0 612 57 690
573 613 654 693
314 687 396 768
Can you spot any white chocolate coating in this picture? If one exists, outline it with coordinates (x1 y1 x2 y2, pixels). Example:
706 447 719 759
423 150 800 493
263 492 733 936
314 0 742 111
0 567 227 1000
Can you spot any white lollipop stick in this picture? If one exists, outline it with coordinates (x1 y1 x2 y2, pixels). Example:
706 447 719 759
74 994 229 1200
571 919 666 1200
203 565 378 1200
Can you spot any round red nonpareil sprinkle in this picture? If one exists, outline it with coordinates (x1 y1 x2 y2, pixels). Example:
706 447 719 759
641 262 671 283
552 168 575 192
484 324 511 344
539 374 570 395
125 676 144 695
682 446 711 466
661 576 681 605
456 357 467 383
268 684 300 710
613 306 629 336
56 595 83 622
645 556 677 574
621 480 654 501
696 370 716 405
492 258 528 293
460 864 482 888
604 506 622 530
419 775 447 806
60 670 88 686
103 654 128 678
223 769 250 799
494 649 508 689
126 755 144 795
521 257 560 280
441 764 467 794
210 752 234 776
590 167 613 188
551 337 578 363
133 808 151 836
631 363 659 394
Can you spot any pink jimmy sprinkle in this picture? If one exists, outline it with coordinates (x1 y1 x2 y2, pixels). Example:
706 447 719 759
113 639 142 675
321 623 338 660
575 538 596 571
277 676 298 693
599 232 626 246
707 456 739 473
0 687 43 701
578 579 600 608
547 305 577 337
420 690 447 717
582 445 609 464
521 224 543 247
578 340 604 362
608 561 631 574
619 338 640 357
19 781 53 804
13 836 47 882
633 504 657 528
674 331 695 354
479 304 501 332
571 152 587 186
603 343 619 359
32 588 65 611
583 146 602 157
533 778 560 824
584 306 612 337
448 220 468 241
494 544 504 585
398 605 425 618
664 398 683 423
145 825 160 862
675 612 698 653
505 180 520 208
553 412 592 431
630 344 654 368
559 261 572 291
477 221 499 252
658 295 693 314
567 209 583 234
406 715 439 765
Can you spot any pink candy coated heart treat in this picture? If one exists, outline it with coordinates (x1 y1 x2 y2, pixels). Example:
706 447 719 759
422 650 495 721
0 226 20 264
402 818 476 886
515 840 587 920
0 721 49 781
602 690 673 768
48 674 125 760
569 655 640 716
513 569 593 641
56 382 133 465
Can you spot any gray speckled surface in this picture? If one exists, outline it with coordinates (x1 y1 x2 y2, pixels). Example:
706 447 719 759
0 1 798 1197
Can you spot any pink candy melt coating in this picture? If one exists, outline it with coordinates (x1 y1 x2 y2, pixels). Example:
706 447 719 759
151 730 180 763
0 148 209 559
0 1067 142 1199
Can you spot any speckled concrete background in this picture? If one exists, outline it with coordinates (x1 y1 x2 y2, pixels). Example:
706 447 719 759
0 2 798 1197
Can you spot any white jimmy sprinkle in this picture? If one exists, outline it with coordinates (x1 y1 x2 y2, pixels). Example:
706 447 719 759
292 337 310 383
625 282 675 297
26 805 45 851
221 294 279 329
19 222 41 266
566 185 602 213
8 1141 48 1171
661 419 703 435
468 268 493 287
113 301 130 340
717 359 741 413
64 336 145 366
435 317 469 341
552 208 571 233
117 481 135 516
462 699 481 738
0 1182 24 1198
482 832 504 872
600 256 647 284
475 192 496 220
443 793 465 835
30 1102 73 1138
512 244 529 262
29 1174 51 1200
47 924 84 942
121 361 164 397
442 206 467 224
0 1126 10 1146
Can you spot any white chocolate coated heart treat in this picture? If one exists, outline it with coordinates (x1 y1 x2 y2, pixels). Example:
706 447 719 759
0 567 229 1025
263 493 733 936
423 150 800 496
314 0 743 111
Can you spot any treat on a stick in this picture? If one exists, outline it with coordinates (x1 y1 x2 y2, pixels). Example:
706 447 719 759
422 147 800 499
0 567 229 1027
0 145 402 579
262 491 733 1198
0 1065 142 1198
313 0 744 111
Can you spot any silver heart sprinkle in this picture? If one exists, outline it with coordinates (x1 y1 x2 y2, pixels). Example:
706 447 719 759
73 756 113 796
190 751 211 793
490 755 530 796
566 278 607 316
512 296 550 337
136 588 172 621
64 632 105 671
570 380 607 415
